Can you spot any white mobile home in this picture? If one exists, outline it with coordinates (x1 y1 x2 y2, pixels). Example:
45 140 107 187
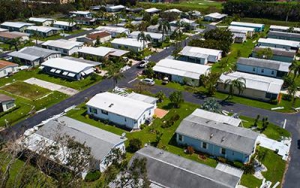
96 26 130 38
0 94 15 112
28 17 55 26
86 92 155 130
230 22 265 32
25 26 61 37
218 72 284 101
204 12 227 22
258 38 300 51
0 22 34 32
0 60 18 78
41 58 97 80
228 26 255 37
69 11 93 18
111 38 148 52
53 21 77 31
178 46 222 64
153 59 210 86
42 39 83 55
130 31 164 44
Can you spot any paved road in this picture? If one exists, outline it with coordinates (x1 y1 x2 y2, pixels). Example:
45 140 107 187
0 29 299 187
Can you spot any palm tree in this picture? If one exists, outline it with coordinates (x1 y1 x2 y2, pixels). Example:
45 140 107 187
200 72 221 96
224 77 246 99
8 38 21 51
155 91 166 103
137 31 152 49
158 20 171 41
289 60 300 81
111 71 124 88
287 82 298 107
201 98 221 113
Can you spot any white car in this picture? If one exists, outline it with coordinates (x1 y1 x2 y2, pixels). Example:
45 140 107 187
140 78 155 86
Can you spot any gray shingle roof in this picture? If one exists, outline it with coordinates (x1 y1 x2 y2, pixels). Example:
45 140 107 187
9 46 60 61
268 31 300 40
253 47 296 58
35 116 126 160
176 111 259 155
130 146 241 188
237 57 290 72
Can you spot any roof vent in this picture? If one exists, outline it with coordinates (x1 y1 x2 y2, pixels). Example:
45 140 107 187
221 137 225 142
109 103 114 108
210 134 213 139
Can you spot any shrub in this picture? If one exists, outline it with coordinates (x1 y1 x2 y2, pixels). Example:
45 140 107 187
85 114 89 119
128 138 142 152
170 114 180 122
186 146 195 154
161 120 174 128
85 171 101 182
243 162 255 174
217 157 227 163
140 124 147 130
233 161 244 169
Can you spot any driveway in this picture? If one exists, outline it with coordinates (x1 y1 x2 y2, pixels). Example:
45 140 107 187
24 78 79 96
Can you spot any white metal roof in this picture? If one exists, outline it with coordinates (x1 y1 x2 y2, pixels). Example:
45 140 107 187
70 11 91 15
179 46 222 58
42 58 94 73
96 26 129 34
192 109 241 127
165 9 182 13
125 92 157 104
111 38 146 48
1 22 34 28
86 92 154 120
153 59 210 80
108 5 125 10
270 25 289 31
130 31 163 40
204 12 227 19
29 17 54 23
231 21 264 28
220 72 284 94
145 8 160 13
78 46 112 57
42 39 83 50
258 38 300 48
53 21 76 27
228 26 255 32
26 26 61 33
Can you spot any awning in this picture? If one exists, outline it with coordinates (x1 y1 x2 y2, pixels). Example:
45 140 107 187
68 73 76 77
39 66 44 70
83 68 94 75
50 68 56 72
55 70 62 74
62 71 69 75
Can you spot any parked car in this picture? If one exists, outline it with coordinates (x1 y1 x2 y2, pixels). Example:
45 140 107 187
140 78 155 86
138 60 148 68
162 77 169 85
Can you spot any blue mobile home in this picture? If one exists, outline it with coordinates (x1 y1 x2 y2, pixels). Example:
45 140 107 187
176 109 259 163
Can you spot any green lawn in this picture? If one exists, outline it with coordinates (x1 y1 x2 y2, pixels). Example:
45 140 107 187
240 116 290 140
240 17 299 27
1 81 51 100
138 0 223 12
241 147 287 188
0 90 68 127
0 69 102 90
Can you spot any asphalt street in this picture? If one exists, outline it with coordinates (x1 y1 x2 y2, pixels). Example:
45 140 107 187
0 31 299 188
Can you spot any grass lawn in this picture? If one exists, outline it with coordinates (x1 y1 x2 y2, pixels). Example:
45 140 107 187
1 81 50 100
241 147 287 188
240 116 290 140
0 90 68 127
138 0 223 12
240 17 299 27
0 69 102 90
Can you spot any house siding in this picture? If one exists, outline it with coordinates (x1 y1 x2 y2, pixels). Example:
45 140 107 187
268 34 300 42
0 66 17 78
0 100 15 112
236 64 286 78
176 134 250 163
87 106 154 129
217 82 279 101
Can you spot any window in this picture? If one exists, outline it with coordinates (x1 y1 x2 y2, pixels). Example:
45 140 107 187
90 107 97 114
202 142 207 149
124 118 126 122
101 110 108 115
149 110 151 115
221 148 226 155
3 70 6 75
6 102 14 109
261 69 264 73
178 134 183 141
232 151 235 156
143 114 146 120
252 68 255 72
271 71 274 75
